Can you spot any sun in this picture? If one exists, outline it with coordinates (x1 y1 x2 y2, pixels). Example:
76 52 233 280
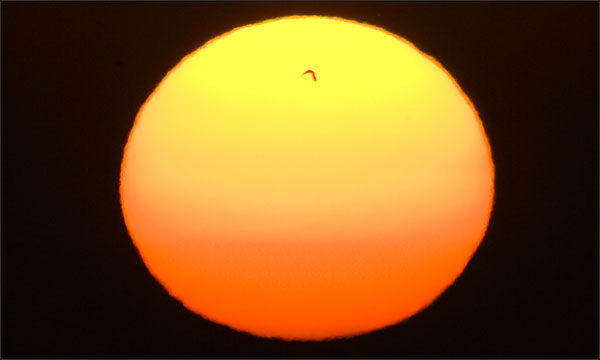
120 15 494 340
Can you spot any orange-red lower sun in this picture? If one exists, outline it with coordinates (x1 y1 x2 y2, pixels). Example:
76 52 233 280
120 16 494 340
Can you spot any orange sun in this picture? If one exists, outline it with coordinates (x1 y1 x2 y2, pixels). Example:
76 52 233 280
120 16 494 340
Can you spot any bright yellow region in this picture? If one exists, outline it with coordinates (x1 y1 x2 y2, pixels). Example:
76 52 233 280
120 16 495 340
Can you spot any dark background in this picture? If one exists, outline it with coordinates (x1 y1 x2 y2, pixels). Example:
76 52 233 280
2 1 598 358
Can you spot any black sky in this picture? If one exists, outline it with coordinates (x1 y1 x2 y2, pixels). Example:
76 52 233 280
2 1 598 358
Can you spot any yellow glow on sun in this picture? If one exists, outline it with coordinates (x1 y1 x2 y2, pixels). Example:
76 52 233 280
120 16 494 340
